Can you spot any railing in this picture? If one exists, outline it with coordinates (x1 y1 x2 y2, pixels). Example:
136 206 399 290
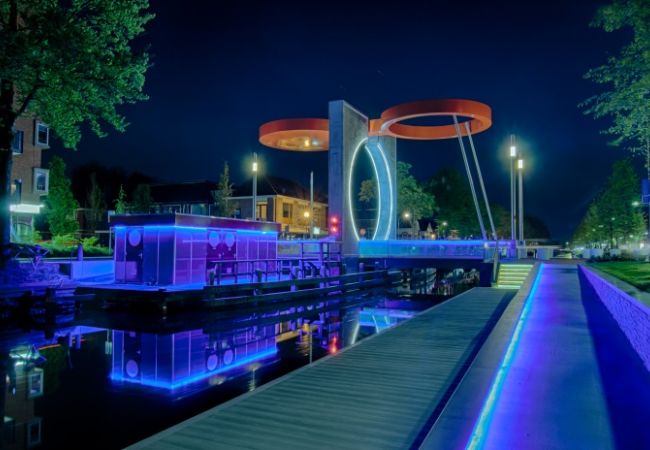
207 257 342 286
359 239 513 260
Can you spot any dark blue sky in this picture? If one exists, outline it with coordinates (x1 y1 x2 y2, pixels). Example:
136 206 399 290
50 0 638 241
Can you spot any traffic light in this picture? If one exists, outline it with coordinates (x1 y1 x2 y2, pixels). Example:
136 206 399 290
329 215 339 236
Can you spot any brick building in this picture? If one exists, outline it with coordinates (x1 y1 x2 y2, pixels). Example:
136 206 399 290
9 117 49 241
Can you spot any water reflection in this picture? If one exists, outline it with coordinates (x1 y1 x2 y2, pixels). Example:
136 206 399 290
0 293 436 449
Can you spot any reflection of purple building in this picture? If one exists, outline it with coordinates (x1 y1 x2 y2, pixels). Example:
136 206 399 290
110 213 280 285
110 326 277 390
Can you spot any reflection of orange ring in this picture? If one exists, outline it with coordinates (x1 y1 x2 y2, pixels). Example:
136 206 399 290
259 118 329 151
374 99 492 140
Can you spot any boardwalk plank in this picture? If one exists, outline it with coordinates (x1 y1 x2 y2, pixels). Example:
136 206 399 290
128 287 514 450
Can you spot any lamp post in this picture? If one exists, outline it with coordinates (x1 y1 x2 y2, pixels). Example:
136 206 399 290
509 135 517 243
403 212 411 238
252 152 258 221
309 171 314 239
517 157 524 247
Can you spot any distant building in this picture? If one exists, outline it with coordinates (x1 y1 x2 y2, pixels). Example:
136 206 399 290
149 176 328 237
228 175 327 237
10 117 50 241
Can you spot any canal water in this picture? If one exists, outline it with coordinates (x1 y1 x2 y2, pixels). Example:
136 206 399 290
0 291 443 449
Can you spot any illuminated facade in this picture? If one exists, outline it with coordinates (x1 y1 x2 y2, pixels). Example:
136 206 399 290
9 117 50 241
110 213 280 285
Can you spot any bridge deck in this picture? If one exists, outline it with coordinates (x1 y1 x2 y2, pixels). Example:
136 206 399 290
128 287 515 450
424 263 650 449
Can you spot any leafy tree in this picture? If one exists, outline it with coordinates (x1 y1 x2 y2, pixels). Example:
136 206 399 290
397 161 436 224
572 159 645 247
212 161 236 217
426 168 479 237
45 156 79 237
131 183 152 213
86 173 106 231
114 185 128 215
0 0 153 246
358 179 377 203
582 1 650 168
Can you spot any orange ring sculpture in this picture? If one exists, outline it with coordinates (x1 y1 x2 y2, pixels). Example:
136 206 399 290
258 99 492 150
259 118 329 151
373 99 492 140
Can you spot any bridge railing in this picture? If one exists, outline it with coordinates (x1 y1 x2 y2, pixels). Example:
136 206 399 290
359 239 509 260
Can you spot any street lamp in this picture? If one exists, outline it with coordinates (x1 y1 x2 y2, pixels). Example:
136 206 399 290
509 135 517 243
252 152 258 221
517 157 524 246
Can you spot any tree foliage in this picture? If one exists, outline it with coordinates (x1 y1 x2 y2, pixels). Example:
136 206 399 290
45 156 79 237
572 159 645 246
358 179 377 203
212 161 236 217
0 0 153 245
114 184 128 215
86 172 106 231
131 183 152 213
426 168 480 237
581 0 650 155
397 161 436 222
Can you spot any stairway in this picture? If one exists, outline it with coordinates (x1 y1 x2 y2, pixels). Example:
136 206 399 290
495 263 534 289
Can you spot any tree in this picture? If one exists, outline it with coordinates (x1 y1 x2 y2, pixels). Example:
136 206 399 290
114 185 128 215
426 168 479 237
572 159 645 247
582 1 650 173
0 0 153 246
358 179 377 203
131 183 152 213
212 161 236 217
45 156 79 237
86 172 106 231
397 162 436 223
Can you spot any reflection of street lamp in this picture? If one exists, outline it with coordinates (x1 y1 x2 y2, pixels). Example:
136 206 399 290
517 158 524 244
509 136 517 242
252 153 258 221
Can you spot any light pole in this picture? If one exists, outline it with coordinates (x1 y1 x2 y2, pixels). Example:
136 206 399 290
509 135 517 242
309 171 314 239
403 212 411 237
517 157 524 247
252 152 258 221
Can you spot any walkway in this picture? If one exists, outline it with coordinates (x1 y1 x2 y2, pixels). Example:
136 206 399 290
468 263 650 449
128 288 515 450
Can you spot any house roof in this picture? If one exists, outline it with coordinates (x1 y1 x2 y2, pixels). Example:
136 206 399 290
233 175 327 202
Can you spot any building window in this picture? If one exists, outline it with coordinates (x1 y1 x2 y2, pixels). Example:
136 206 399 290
282 203 293 219
35 121 49 146
33 168 49 194
11 130 23 154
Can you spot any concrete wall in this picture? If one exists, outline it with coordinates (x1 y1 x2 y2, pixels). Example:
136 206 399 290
580 265 650 372
328 100 369 256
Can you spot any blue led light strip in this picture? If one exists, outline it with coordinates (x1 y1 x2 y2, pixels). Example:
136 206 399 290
110 348 277 390
112 225 277 235
465 264 544 450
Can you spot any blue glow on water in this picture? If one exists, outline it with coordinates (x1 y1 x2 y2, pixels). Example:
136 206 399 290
110 348 278 390
465 264 544 450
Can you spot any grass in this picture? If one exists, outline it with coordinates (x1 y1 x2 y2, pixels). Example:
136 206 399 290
591 261 650 292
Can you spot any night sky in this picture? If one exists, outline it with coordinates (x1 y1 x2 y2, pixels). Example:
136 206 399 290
49 0 637 241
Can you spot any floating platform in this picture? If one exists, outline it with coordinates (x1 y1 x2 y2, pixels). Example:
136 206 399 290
77 270 401 314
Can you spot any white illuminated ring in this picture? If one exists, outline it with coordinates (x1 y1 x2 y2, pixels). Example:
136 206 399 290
347 138 373 241
376 141 394 240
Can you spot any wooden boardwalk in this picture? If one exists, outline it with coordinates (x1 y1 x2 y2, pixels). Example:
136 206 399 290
128 287 515 450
